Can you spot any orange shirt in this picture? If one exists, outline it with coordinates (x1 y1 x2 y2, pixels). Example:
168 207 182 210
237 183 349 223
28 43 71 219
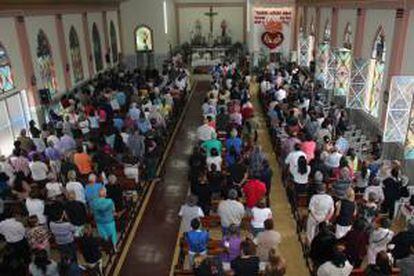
74 152 92 175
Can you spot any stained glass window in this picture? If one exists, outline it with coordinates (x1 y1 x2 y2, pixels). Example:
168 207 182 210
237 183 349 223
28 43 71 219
315 20 331 88
37 30 58 96
365 28 386 118
383 76 414 143
92 23 103 72
69 27 84 83
0 43 14 92
110 21 118 63
347 58 369 109
334 48 352 96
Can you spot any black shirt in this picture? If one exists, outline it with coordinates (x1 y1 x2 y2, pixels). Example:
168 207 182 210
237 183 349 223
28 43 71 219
64 200 87 226
230 256 260 276
80 236 102 263
106 184 124 211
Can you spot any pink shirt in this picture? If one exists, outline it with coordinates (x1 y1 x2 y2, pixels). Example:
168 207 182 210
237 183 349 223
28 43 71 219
301 141 316 161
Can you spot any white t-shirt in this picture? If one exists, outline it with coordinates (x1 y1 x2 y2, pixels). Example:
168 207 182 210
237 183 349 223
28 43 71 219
285 150 306 171
66 181 86 203
275 89 287 102
309 194 334 222
364 186 385 202
29 161 48 181
324 152 343 168
25 198 46 224
206 156 223 171
291 165 311 184
78 120 90 134
197 124 216 142
251 207 272 228
46 182 63 199
317 260 353 276
179 205 204 232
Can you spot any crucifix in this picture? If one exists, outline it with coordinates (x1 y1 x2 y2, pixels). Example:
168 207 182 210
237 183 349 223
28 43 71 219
204 6 218 35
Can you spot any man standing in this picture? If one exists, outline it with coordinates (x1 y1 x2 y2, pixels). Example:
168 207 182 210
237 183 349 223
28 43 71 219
217 189 245 235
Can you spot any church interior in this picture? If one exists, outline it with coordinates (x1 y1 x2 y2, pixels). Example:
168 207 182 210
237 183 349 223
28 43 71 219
1 0 414 275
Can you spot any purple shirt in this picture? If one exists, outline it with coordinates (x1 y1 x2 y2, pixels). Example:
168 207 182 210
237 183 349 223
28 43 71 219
221 235 242 262
45 147 61 161
56 135 76 153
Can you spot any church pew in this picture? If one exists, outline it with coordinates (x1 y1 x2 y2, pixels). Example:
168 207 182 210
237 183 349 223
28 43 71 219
350 268 400 276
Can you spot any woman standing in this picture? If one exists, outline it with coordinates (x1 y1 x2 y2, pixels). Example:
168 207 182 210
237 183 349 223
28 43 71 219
335 188 357 239
291 156 310 195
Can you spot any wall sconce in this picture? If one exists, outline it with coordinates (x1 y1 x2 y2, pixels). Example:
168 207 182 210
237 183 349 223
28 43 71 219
66 63 70 72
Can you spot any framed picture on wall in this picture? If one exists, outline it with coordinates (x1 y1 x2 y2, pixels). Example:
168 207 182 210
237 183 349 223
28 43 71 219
135 25 153 52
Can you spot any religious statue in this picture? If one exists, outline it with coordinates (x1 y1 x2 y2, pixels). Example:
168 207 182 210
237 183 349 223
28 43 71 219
343 23 352 50
323 20 331 42
191 19 205 46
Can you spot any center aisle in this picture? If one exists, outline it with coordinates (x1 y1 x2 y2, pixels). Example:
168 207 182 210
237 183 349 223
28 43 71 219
119 78 211 275
252 91 309 275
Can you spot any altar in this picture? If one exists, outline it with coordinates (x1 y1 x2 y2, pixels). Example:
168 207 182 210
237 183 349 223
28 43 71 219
190 46 231 67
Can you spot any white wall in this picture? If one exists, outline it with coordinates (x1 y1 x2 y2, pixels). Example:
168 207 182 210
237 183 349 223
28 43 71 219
401 10 414 75
337 9 357 48
62 14 90 84
0 17 26 92
106 10 121 64
25 15 66 94
178 6 244 44
319 8 332 43
120 0 175 58
362 9 395 89
87 12 106 72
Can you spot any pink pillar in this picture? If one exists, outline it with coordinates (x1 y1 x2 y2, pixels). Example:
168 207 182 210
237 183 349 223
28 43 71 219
354 8 366 58
315 7 321 43
55 14 71 90
82 13 94 77
303 6 308 34
381 9 410 127
102 11 110 66
14 16 39 109
117 8 124 56
388 9 409 78
331 7 339 47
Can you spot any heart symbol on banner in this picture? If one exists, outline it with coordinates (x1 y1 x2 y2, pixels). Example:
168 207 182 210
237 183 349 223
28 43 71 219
261 31 284 49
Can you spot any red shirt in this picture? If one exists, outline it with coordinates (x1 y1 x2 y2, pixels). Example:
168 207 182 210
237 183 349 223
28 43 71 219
243 179 267 208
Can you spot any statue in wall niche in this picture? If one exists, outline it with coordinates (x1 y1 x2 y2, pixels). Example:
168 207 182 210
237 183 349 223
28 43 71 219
343 23 352 50
191 19 206 46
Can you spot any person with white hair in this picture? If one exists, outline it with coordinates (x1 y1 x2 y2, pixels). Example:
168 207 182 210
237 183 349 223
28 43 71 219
178 195 204 233
306 182 335 243
91 188 117 250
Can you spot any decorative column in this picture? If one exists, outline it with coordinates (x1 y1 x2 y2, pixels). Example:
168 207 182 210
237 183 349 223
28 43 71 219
381 8 410 126
354 8 366 58
117 8 124 56
82 13 94 77
102 11 110 66
14 16 42 122
292 5 300 51
55 14 71 90
388 9 410 80
303 6 308 34
315 7 321 44
331 7 339 47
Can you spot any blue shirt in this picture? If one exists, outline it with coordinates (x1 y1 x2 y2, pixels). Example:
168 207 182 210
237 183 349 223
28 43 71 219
116 91 126 107
186 230 209 253
85 183 104 206
113 118 124 131
91 197 115 224
226 137 243 154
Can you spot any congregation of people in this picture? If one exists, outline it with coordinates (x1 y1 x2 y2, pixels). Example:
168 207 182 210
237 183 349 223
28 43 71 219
176 59 414 276
0 56 190 275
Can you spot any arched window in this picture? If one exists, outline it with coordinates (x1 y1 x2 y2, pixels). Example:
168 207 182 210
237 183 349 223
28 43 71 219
135 25 153 52
37 29 57 95
110 21 118 63
69 27 84 83
366 26 386 118
343 23 352 50
0 43 14 92
92 23 103 72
